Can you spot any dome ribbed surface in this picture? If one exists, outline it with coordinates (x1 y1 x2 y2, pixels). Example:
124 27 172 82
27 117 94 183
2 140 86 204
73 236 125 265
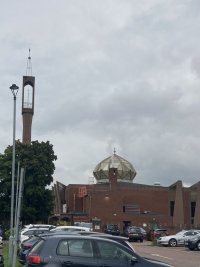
93 153 136 183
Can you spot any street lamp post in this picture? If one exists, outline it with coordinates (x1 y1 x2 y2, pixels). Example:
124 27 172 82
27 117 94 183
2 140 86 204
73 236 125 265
9 84 19 267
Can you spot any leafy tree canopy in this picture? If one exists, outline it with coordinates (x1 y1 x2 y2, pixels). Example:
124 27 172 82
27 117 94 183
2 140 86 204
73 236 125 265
0 140 57 226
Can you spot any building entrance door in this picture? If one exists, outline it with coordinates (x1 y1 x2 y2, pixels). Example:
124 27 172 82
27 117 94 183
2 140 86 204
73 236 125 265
123 221 131 234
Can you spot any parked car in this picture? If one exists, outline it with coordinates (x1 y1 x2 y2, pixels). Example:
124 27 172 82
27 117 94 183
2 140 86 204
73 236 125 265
124 226 144 242
22 224 55 230
25 234 174 267
51 225 91 232
146 228 168 241
0 255 4 267
185 233 200 250
0 225 4 241
0 236 3 247
138 227 147 239
0 226 3 238
18 236 40 264
157 229 200 247
20 227 51 244
103 224 120 236
74 222 93 231
19 231 135 264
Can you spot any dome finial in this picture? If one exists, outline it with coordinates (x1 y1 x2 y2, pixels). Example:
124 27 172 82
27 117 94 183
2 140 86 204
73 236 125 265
26 48 32 76
113 147 116 154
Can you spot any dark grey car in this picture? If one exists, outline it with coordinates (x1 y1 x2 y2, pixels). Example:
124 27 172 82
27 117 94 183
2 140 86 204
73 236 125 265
0 255 4 267
19 231 134 264
123 226 144 242
26 234 174 267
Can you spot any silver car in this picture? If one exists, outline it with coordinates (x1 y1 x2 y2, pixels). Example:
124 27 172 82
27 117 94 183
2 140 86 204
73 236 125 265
157 229 200 247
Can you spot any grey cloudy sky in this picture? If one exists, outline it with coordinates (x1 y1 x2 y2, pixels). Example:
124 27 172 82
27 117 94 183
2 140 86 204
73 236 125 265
1 0 200 187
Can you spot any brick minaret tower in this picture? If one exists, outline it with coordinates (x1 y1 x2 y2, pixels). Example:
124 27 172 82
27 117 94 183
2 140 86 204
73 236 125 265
22 49 35 143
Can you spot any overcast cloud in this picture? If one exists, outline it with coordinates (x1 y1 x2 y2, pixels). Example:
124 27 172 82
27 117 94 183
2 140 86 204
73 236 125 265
1 0 200 187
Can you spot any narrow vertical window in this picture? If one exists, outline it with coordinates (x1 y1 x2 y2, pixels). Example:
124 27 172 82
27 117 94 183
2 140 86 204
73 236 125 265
170 201 175 216
191 202 196 218
23 85 33 108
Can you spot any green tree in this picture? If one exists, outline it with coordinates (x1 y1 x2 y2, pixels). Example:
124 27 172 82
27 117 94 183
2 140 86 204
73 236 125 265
0 140 57 226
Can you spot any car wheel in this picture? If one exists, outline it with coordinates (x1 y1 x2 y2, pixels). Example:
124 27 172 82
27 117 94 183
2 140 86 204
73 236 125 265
196 241 200 251
169 238 177 247
189 247 194 251
140 239 143 243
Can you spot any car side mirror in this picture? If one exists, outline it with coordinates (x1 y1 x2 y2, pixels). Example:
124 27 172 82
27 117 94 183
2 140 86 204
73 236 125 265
131 256 138 265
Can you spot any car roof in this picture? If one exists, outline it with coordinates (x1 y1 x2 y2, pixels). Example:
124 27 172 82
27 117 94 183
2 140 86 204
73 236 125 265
22 227 50 233
38 234 135 251
41 234 117 241
23 231 130 248
23 230 79 240
52 226 90 231
21 224 55 231
89 233 129 240
154 229 167 231
25 230 130 241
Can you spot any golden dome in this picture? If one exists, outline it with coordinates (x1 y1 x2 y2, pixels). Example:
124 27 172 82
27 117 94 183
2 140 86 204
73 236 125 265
93 153 136 183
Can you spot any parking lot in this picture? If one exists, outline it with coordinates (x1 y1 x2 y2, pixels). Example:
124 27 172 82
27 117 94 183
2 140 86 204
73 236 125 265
132 241 200 267
1 239 200 267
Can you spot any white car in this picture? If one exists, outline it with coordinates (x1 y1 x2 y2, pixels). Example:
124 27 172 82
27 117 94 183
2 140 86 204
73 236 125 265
50 225 91 233
0 236 3 247
157 229 200 247
20 227 51 243
74 222 93 231
21 224 55 232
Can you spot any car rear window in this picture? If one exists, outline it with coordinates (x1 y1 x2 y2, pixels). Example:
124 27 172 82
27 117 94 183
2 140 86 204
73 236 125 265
29 239 45 254
24 230 35 236
107 225 119 230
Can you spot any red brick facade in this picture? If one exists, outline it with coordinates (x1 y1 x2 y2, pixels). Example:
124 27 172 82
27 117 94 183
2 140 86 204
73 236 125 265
51 169 200 234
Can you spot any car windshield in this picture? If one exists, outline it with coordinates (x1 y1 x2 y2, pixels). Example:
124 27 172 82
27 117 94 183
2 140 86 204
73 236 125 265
129 227 140 233
74 222 92 229
190 233 200 239
108 225 118 230
176 231 186 236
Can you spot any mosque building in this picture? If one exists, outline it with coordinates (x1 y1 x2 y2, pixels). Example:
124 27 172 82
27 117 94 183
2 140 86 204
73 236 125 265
20 52 200 233
50 151 200 233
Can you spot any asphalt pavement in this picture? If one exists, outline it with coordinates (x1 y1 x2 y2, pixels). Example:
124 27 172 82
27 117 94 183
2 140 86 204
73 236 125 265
132 240 200 267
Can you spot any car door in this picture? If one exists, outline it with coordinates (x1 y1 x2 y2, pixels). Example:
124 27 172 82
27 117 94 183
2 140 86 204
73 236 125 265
177 231 193 245
182 230 200 245
57 238 98 267
95 239 145 267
